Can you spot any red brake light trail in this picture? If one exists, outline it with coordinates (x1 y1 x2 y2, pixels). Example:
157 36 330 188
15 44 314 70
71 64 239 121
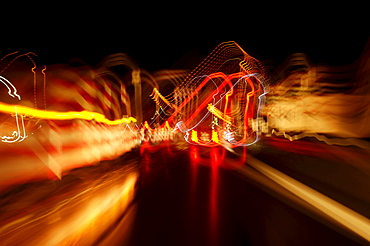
151 41 269 148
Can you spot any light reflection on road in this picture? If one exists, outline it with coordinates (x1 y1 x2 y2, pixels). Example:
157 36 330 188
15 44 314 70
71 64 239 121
0 157 138 246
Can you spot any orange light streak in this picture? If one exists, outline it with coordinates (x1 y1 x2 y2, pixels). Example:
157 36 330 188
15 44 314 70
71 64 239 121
30 56 37 109
42 65 47 109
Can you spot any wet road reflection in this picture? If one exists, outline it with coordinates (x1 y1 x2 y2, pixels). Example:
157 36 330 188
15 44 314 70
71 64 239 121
128 141 366 246
1 140 369 245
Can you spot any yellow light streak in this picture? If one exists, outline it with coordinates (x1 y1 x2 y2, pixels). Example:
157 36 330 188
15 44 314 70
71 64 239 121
0 101 136 125
243 155 370 243
207 103 232 125
164 120 171 129
152 88 177 109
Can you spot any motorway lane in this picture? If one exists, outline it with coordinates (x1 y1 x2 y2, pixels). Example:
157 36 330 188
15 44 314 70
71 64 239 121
126 140 366 246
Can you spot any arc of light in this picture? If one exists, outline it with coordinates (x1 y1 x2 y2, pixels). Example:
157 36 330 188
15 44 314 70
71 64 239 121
167 72 233 123
0 76 21 100
184 73 267 147
184 72 253 128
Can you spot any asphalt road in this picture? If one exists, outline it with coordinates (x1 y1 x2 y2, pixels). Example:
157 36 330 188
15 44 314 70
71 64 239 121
1 138 370 245
125 139 370 246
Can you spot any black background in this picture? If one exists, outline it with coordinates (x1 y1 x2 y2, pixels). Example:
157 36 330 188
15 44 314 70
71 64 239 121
2 7 369 71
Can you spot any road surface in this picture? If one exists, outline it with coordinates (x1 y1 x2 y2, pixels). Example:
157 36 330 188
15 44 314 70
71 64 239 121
125 139 369 245
1 138 370 245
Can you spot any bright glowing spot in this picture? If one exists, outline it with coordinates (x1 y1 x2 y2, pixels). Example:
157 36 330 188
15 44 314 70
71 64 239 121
164 120 171 129
211 130 219 143
143 121 152 130
191 130 199 143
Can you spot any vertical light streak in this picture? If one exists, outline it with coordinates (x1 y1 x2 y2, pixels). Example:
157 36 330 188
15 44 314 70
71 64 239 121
191 130 199 143
211 130 219 143
42 65 47 109
1 106 27 143
0 75 27 143
133 69 143 123
120 82 131 116
30 56 38 109
223 75 257 146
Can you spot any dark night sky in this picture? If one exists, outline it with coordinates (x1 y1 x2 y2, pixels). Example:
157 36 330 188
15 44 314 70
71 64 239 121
2 9 369 71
